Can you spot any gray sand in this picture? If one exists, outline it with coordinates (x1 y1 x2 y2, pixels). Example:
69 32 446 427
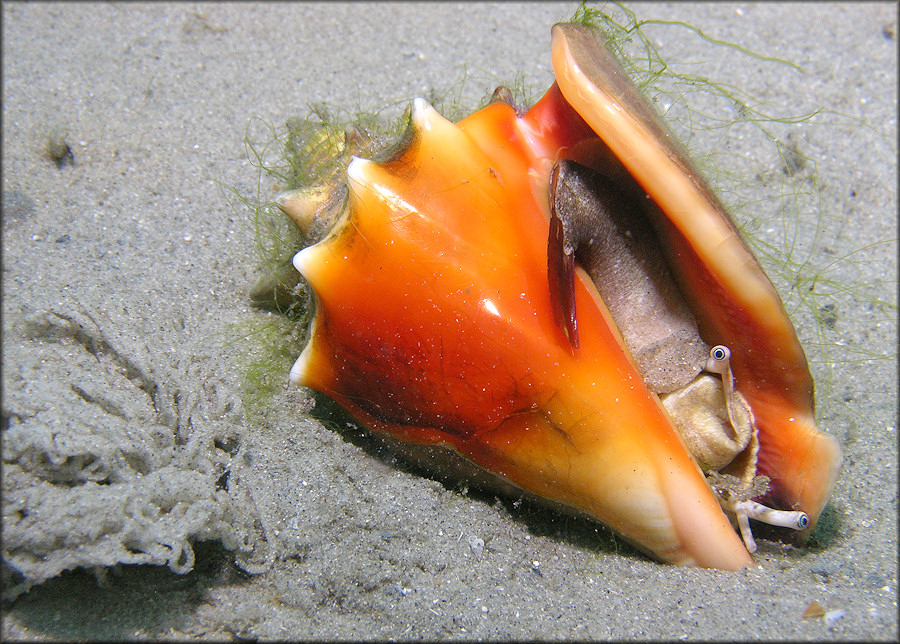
2 2 897 640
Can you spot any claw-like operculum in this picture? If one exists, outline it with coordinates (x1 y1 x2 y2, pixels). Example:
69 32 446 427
547 159 709 393
547 163 579 348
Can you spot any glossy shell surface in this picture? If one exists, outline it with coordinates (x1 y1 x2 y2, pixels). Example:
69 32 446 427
288 23 842 569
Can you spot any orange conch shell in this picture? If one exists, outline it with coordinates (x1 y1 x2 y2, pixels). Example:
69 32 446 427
287 23 842 569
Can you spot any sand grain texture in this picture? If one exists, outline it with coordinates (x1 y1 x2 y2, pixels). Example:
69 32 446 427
2 2 896 640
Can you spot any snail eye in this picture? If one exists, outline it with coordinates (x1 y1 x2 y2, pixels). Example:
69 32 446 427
796 513 810 530
704 344 732 378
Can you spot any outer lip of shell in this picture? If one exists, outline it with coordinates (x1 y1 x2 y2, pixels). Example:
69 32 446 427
550 22 842 531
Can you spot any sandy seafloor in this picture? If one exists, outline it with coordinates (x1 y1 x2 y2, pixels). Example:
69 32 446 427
2 1 897 640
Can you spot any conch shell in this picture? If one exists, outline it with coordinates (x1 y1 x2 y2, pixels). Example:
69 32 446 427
279 23 842 569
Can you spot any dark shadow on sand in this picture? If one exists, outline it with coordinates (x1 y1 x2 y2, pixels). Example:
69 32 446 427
4 541 251 641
